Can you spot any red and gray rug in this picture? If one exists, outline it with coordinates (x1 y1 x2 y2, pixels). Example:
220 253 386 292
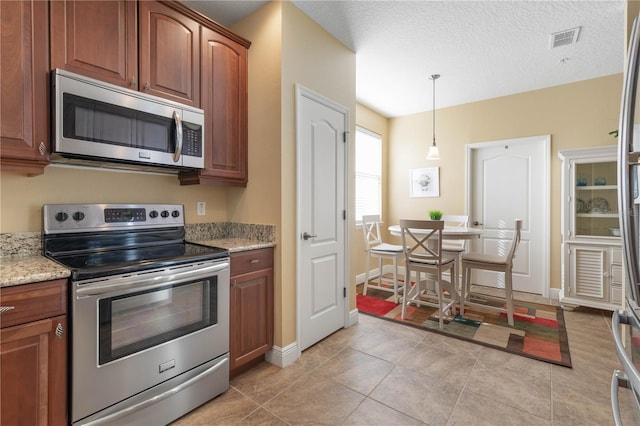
357 284 572 367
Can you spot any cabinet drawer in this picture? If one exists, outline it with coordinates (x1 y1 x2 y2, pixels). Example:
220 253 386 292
0 279 67 328
231 248 274 276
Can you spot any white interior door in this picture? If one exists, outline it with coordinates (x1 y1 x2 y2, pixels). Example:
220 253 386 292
466 135 550 296
296 85 348 352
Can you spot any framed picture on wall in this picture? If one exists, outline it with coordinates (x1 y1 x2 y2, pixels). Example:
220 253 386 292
410 167 439 197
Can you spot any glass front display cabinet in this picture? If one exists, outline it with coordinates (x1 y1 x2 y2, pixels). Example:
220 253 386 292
558 145 623 311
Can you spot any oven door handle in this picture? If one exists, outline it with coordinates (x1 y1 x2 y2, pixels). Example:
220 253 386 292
76 261 229 296
79 357 228 426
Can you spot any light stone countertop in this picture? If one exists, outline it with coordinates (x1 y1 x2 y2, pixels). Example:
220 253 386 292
192 238 275 253
0 222 276 288
1 255 71 288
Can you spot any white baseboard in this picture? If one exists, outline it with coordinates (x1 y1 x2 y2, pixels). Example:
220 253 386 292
347 308 359 327
549 287 561 301
264 309 359 369
356 265 405 285
265 342 298 368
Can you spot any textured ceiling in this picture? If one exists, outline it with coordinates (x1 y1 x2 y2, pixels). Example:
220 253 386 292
184 0 626 118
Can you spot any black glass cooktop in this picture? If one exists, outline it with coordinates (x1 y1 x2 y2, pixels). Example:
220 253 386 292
48 242 229 281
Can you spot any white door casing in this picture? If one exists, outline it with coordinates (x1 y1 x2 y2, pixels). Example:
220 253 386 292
296 85 348 352
466 135 550 296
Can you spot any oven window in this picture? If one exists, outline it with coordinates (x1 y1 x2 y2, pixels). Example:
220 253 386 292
98 278 217 365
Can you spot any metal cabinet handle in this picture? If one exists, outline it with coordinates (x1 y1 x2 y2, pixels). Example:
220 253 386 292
473 221 483 226
130 76 137 88
38 142 46 155
0 306 15 314
172 111 183 163
143 81 150 91
55 323 64 339
250 259 260 264
302 232 317 240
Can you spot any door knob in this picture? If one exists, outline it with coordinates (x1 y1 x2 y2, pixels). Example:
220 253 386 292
302 232 317 240
473 221 483 226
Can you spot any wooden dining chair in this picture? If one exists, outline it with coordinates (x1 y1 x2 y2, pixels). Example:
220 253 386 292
362 215 404 301
399 219 458 329
460 219 522 326
441 214 469 288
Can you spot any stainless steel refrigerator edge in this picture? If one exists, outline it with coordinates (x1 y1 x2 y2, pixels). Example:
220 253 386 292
612 12 640 424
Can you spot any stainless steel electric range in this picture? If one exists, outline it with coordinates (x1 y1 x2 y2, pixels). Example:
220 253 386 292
43 203 230 426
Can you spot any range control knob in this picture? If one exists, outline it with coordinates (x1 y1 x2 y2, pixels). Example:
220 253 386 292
161 210 169 218
72 211 85 221
149 210 159 218
55 212 68 222
171 210 180 218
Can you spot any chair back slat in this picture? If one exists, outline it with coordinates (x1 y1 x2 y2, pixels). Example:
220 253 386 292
362 214 383 250
441 214 469 251
399 219 444 264
507 219 523 264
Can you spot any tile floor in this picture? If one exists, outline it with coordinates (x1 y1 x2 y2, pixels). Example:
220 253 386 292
173 295 640 425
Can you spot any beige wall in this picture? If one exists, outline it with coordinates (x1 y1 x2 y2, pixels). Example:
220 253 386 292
281 1 356 338
232 1 356 348
0 166 229 232
383 74 622 292
230 0 284 344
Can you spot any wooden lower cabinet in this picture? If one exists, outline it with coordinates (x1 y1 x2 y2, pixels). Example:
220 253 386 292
0 280 68 426
229 248 274 376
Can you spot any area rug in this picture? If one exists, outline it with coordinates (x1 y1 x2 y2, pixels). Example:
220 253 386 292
357 284 572 368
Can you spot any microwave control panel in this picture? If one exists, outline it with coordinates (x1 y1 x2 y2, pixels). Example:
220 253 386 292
183 123 203 158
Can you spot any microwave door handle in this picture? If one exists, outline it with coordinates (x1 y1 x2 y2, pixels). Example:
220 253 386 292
173 110 183 163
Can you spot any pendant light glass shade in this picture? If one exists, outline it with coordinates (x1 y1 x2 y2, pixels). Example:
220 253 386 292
427 74 440 160
426 144 440 160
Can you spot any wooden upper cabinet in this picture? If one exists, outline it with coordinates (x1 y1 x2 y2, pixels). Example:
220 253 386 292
0 0 50 175
50 0 138 89
179 27 248 186
138 1 200 107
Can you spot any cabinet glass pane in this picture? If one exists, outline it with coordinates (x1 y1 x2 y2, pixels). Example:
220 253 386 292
575 161 620 237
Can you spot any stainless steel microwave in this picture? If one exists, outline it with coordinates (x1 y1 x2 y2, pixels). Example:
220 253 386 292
51 69 204 171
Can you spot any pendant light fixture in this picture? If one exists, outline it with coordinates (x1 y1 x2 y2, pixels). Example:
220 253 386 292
426 74 441 160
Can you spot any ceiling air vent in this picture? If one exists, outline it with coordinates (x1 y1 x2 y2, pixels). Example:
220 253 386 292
549 27 581 49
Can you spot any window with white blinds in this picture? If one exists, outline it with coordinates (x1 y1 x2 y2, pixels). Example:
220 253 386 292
355 126 382 225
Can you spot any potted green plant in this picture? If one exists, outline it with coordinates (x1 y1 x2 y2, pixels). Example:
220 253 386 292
429 210 443 220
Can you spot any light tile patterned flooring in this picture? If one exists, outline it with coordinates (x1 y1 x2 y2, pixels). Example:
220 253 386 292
173 298 640 425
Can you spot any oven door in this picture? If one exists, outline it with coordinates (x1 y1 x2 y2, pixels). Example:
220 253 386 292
71 259 229 425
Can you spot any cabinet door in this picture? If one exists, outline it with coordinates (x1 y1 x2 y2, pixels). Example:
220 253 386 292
50 0 137 88
230 266 273 372
139 1 200 107
0 0 49 175
0 315 67 426
179 27 248 186
570 245 608 301
572 160 619 238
